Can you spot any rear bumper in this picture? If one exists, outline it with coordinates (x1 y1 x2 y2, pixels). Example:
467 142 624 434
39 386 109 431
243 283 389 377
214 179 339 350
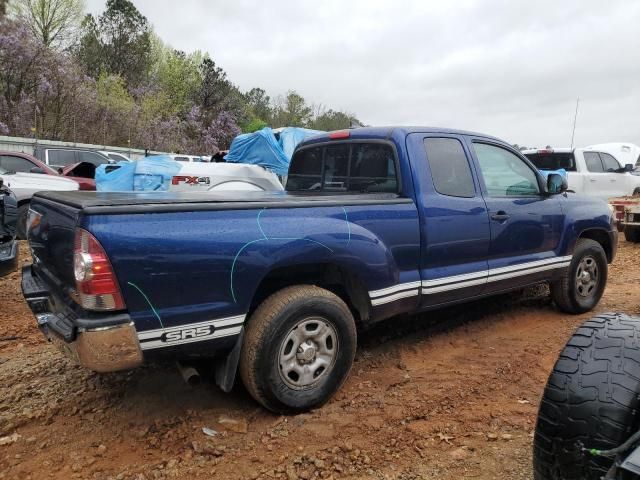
21 264 143 372
0 239 18 277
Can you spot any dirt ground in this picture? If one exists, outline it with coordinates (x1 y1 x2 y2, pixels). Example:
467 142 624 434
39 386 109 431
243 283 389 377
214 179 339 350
0 239 638 480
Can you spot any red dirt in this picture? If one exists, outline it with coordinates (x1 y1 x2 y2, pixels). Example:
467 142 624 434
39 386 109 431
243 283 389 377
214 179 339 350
0 239 638 480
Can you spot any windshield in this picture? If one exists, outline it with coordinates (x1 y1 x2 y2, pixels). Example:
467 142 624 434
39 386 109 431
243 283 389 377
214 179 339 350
524 152 576 171
0 166 6 174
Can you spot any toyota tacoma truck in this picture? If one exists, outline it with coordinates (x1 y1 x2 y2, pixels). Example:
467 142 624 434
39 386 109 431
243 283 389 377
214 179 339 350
22 127 617 413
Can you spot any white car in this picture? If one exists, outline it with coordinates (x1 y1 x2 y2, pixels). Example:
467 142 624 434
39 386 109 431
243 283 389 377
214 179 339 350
0 166 79 238
523 147 640 200
169 162 283 192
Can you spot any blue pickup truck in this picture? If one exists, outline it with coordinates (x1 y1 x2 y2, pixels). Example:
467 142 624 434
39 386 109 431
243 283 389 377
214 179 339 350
22 127 617 413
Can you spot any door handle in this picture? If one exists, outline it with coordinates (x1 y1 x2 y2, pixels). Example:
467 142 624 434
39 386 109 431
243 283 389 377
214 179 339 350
491 211 510 221
589 178 597 182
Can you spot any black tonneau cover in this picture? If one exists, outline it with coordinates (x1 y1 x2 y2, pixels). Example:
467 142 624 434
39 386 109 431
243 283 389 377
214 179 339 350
34 190 411 215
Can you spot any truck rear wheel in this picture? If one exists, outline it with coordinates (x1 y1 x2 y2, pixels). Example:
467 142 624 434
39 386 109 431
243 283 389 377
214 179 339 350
625 226 640 243
533 313 640 480
239 285 357 413
550 239 607 314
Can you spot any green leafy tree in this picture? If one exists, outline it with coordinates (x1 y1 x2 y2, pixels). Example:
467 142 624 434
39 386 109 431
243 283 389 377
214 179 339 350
10 0 85 49
244 87 271 122
271 90 311 127
309 108 358 131
241 117 267 133
155 47 202 115
74 13 100 76
75 0 151 86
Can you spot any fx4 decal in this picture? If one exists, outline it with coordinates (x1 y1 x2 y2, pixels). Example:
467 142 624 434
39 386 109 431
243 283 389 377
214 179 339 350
172 176 211 186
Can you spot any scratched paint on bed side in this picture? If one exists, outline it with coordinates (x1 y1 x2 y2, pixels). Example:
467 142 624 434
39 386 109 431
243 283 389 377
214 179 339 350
229 208 350 303
128 281 164 329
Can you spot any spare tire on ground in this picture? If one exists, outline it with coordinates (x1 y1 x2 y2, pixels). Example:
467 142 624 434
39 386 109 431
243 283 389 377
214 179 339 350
533 313 640 479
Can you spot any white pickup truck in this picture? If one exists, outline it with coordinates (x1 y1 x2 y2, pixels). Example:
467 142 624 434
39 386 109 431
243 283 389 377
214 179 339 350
523 147 639 200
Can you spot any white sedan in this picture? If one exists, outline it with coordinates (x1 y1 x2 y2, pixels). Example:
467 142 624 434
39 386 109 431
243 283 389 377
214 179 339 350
0 166 79 238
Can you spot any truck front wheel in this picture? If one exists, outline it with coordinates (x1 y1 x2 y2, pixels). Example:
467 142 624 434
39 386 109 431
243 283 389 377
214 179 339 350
533 314 640 479
550 239 607 314
239 285 357 413
625 226 640 243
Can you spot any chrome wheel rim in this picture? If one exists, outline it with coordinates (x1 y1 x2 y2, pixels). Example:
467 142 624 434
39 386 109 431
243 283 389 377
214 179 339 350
575 255 599 298
278 317 339 389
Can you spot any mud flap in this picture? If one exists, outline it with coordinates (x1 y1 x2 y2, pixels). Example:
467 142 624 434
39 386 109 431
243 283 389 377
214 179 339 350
215 328 244 393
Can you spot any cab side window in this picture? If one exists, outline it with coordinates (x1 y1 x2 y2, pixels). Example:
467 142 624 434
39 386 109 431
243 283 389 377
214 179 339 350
473 143 540 197
584 152 604 172
600 153 620 172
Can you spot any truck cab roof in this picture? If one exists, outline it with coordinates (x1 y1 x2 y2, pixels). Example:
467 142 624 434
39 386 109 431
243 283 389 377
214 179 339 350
298 126 504 149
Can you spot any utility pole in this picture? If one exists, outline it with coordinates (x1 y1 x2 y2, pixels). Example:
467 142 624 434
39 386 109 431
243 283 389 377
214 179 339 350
570 97 580 149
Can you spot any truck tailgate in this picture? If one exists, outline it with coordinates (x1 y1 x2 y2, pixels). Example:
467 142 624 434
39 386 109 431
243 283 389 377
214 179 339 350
28 195 81 289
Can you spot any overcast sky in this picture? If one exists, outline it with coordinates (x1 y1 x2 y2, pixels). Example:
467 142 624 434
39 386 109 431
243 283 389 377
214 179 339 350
86 0 640 148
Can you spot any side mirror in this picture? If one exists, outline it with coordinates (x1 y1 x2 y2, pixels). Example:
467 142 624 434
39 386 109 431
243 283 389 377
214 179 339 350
625 163 634 172
57 167 63 174
30 167 45 174
547 173 568 194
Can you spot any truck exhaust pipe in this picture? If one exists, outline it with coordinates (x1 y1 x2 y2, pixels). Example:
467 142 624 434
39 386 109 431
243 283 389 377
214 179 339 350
177 362 201 386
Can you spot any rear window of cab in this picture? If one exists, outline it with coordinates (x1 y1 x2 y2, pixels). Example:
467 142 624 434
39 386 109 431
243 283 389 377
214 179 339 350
286 142 398 193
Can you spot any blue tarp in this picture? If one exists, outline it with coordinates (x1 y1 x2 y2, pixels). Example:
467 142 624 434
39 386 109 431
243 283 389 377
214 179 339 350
225 127 324 176
133 155 182 191
95 161 136 192
538 168 567 181
278 127 324 160
95 155 181 192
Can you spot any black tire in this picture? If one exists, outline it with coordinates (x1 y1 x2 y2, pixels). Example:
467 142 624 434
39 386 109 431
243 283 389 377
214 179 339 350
533 313 640 480
239 285 357 413
16 203 29 240
625 226 640 243
550 239 607 314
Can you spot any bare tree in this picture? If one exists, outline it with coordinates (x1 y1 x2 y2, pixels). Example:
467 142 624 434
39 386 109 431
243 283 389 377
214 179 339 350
10 0 85 48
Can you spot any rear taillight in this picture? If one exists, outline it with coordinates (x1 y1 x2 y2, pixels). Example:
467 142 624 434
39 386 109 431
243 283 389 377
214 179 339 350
73 229 125 311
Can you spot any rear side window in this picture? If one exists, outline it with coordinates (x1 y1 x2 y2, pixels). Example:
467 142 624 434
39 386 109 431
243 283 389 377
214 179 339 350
424 138 475 198
584 152 604 172
524 152 576 171
600 153 620 171
287 146 323 190
47 149 77 166
287 143 398 193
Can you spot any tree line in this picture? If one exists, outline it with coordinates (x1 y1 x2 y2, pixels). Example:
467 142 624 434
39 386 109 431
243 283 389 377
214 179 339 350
0 0 361 154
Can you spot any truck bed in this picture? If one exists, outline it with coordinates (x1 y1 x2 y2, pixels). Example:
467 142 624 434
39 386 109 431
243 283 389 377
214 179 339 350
35 190 410 214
